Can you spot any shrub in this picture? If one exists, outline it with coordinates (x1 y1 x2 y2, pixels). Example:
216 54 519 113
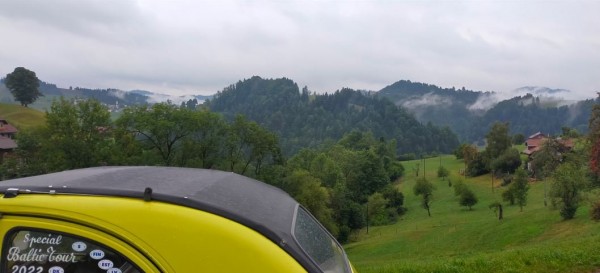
437 165 449 180
502 173 513 186
466 153 489 177
591 201 600 221
459 187 478 210
502 187 515 205
490 148 522 175
453 179 466 196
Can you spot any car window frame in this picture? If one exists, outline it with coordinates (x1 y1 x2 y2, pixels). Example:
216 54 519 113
291 205 352 273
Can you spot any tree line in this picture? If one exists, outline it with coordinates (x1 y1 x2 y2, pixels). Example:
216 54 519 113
207 76 460 157
376 81 598 144
0 98 407 242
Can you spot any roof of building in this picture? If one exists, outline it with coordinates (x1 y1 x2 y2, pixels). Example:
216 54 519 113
0 118 18 134
0 166 324 273
528 132 546 140
558 138 575 149
523 136 575 156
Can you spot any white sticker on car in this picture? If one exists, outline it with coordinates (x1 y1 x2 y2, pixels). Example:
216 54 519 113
72 241 87 252
98 259 114 270
90 249 105 260
47 266 64 273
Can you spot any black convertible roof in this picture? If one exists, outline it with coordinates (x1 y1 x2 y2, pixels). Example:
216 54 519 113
0 166 322 273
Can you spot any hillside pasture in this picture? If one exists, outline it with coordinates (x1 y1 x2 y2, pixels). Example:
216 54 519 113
346 155 600 273
0 103 46 129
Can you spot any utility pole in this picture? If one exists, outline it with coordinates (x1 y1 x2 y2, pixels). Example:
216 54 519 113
423 157 426 177
544 179 547 207
366 203 369 234
491 170 494 193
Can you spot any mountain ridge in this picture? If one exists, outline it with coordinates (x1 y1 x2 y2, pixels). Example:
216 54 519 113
1 77 596 145
0 80 212 110
374 80 597 142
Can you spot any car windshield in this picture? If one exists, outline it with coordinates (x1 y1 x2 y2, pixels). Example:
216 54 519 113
293 207 350 273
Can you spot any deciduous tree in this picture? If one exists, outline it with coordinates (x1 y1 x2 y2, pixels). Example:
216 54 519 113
531 138 563 180
467 152 489 177
511 168 530 212
116 103 195 166
453 178 467 196
283 170 337 235
502 187 516 205
489 202 503 220
485 122 512 160
589 99 600 178
459 187 478 210
437 165 449 180
225 115 281 175
367 192 390 225
4 67 43 107
550 162 588 220
45 98 113 170
414 177 435 217
177 111 227 169
490 148 522 175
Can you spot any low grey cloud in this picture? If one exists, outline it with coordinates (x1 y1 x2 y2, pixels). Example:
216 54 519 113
0 0 598 99
401 93 454 110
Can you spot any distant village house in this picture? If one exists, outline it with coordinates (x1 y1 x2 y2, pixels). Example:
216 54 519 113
0 118 18 163
522 132 548 157
522 131 574 172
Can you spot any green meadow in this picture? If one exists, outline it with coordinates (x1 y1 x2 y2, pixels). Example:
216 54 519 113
346 155 600 273
0 103 46 129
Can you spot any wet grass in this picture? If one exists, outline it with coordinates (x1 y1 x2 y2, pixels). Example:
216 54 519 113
346 155 600 273
0 103 46 129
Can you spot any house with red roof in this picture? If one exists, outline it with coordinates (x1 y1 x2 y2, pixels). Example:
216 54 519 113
522 132 547 156
0 118 18 163
522 131 575 172
523 132 575 157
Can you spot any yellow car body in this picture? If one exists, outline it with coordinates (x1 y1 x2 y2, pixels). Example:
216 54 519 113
0 166 354 273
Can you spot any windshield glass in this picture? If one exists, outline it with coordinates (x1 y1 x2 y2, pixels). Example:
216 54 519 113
293 207 350 273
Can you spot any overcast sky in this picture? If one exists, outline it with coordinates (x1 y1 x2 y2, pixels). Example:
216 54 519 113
0 0 598 99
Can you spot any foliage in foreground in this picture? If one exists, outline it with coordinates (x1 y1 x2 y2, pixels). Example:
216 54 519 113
2 99 408 243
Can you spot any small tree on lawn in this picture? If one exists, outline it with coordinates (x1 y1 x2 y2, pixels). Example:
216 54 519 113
459 187 478 210
512 168 530 212
502 187 516 205
550 162 588 220
413 162 420 177
453 178 466 196
414 177 435 217
437 165 449 181
591 200 600 221
489 202 503 220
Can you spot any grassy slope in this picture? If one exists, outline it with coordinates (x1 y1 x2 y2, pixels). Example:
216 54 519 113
1 84 77 112
345 155 600 273
0 103 46 129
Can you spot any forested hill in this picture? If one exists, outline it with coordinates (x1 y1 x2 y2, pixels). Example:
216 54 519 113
376 80 483 143
469 94 597 140
206 76 459 156
376 80 596 142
